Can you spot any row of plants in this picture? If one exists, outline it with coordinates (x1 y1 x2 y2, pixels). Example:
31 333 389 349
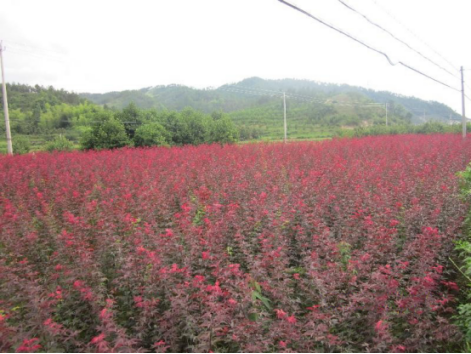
80 107 239 150
11 135 75 154
6 120 468 155
335 121 466 138
1 134 471 352
455 164 471 350
5 106 239 154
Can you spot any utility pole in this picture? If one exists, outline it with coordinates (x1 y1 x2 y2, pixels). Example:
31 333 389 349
461 66 466 139
283 92 287 143
0 41 12 154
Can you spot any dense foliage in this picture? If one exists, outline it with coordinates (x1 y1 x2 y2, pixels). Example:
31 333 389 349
80 112 131 150
11 136 30 155
80 106 238 150
336 121 466 138
0 85 238 149
45 135 75 153
3 83 84 112
455 164 471 349
0 83 95 135
1 135 470 352
133 123 170 148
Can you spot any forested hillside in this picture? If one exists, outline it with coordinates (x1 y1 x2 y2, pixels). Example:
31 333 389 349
81 77 461 126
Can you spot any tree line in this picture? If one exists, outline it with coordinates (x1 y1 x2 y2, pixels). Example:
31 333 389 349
1 84 239 152
81 104 238 150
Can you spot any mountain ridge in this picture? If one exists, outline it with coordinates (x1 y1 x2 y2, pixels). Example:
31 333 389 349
81 77 460 123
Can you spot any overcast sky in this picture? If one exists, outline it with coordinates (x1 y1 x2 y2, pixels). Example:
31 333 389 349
1 0 471 112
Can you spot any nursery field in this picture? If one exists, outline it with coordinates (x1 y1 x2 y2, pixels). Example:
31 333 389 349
1 134 471 352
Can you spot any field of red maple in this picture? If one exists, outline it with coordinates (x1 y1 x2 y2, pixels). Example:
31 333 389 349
1 134 471 352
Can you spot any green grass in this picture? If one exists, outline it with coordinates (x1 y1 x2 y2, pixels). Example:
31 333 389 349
0 140 7 154
0 134 71 155
237 121 340 141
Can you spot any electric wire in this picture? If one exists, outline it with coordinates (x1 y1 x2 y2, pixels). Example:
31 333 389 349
6 119 141 124
277 0 461 93
6 47 65 63
3 39 65 56
225 84 384 106
2 39 66 63
223 85 314 101
220 85 386 108
222 85 283 95
8 47 64 62
336 0 459 79
370 0 459 73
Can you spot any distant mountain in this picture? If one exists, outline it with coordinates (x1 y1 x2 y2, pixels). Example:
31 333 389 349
80 77 461 138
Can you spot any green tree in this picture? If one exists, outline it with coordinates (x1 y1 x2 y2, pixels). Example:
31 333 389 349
80 112 130 150
210 114 238 144
178 108 211 145
12 136 31 154
115 103 144 139
159 111 185 145
45 135 74 152
133 122 170 147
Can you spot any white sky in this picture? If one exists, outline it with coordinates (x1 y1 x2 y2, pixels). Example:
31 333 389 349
1 0 471 113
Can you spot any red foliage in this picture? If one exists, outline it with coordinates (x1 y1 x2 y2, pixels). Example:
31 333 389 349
0 134 470 352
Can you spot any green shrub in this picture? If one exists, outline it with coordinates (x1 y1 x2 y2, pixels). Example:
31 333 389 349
133 122 170 147
45 135 74 152
349 122 460 138
453 239 471 349
12 136 31 154
415 121 445 134
210 114 238 144
80 112 130 150
455 165 471 349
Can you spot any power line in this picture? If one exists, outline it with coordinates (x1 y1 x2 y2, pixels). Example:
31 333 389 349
222 84 388 137
336 0 459 79
224 84 328 102
222 85 283 95
2 39 66 63
7 119 142 124
219 87 277 98
370 0 459 73
221 86 316 103
224 85 307 100
398 62 459 91
277 0 460 93
464 72 471 92
6 47 65 63
3 39 65 56
278 0 395 66
224 85 385 107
